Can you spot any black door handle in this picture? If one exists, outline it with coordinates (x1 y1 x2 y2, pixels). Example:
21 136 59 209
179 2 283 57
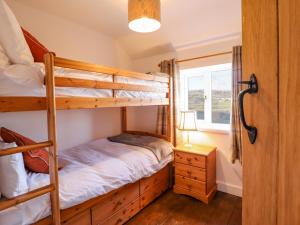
238 74 258 144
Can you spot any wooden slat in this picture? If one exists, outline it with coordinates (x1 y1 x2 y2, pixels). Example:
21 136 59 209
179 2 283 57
55 97 169 109
54 57 169 83
125 130 170 141
55 77 168 93
45 53 61 225
0 97 46 112
0 97 169 112
0 141 52 156
0 185 54 211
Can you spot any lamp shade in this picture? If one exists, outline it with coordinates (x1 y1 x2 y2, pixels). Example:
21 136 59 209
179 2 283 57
178 111 198 131
128 0 161 33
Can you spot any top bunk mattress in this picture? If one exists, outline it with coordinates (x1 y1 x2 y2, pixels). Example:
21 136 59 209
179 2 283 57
0 138 173 225
0 63 168 99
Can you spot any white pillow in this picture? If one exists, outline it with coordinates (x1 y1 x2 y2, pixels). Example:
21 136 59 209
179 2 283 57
0 43 10 68
3 64 44 88
0 0 33 64
0 141 29 198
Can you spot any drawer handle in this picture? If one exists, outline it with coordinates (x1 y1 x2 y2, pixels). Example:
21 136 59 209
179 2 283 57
116 200 122 206
187 171 192 176
187 158 192 163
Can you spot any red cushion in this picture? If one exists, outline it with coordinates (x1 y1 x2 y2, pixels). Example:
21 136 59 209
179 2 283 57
21 28 50 63
0 127 49 174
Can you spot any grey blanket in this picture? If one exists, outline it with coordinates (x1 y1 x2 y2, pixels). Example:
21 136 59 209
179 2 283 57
108 133 173 162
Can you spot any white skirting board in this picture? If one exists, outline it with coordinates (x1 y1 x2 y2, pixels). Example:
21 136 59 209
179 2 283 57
217 181 242 197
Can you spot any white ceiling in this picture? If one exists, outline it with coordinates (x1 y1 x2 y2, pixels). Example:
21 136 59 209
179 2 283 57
16 0 241 59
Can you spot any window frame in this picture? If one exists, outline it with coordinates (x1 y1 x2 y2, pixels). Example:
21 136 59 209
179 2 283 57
181 63 232 133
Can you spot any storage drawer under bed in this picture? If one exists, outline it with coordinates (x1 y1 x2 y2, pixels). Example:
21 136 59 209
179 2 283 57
62 210 91 225
140 176 169 209
140 165 169 194
96 199 140 225
91 182 139 225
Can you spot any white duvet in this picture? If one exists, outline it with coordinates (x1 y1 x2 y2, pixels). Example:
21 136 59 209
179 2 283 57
0 138 173 225
0 63 167 99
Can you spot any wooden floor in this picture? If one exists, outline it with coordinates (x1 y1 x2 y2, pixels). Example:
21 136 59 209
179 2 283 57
126 190 242 225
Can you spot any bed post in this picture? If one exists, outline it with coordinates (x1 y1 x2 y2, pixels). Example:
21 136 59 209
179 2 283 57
167 73 174 145
121 107 127 133
44 52 61 225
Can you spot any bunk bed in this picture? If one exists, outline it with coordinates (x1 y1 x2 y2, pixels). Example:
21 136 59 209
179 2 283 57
0 55 170 112
0 52 174 225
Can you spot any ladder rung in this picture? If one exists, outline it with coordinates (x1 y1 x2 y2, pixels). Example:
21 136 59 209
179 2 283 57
0 184 55 211
0 141 52 157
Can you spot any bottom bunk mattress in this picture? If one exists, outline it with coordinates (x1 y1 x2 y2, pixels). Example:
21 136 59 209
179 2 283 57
0 138 173 225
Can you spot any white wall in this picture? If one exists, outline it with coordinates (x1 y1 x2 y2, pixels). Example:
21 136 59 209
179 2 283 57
132 52 177 73
0 109 121 151
129 38 243 197
6 0 132 67
0 0 132 150
127 106 158 132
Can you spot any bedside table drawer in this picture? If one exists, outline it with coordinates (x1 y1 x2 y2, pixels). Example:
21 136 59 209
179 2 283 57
175 163 206 181
175 175 206 193
175 151 206 168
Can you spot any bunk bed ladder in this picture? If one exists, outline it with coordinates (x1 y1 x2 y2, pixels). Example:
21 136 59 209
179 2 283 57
45 52 61 225
0 53 61 225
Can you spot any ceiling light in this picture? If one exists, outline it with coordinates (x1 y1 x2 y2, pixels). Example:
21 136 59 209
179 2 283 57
128 0 161 33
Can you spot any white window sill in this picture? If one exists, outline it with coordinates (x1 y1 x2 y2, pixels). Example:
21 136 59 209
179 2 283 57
197 127 230 135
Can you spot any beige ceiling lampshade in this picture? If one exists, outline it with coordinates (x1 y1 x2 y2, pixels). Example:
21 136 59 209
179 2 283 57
128 0 161 33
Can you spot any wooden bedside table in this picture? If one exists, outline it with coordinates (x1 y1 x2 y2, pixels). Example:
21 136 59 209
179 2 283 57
173 144 217 204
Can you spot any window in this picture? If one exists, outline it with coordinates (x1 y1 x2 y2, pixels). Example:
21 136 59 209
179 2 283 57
181 63 232 131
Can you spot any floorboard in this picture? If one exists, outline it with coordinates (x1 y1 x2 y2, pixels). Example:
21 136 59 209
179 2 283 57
125 190 242 225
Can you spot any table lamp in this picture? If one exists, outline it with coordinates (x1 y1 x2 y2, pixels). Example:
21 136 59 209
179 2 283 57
178 111 198 147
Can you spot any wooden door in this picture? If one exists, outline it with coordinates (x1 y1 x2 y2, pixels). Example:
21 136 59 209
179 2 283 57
243 0 300 224
278 0 300 224
242 0 279 224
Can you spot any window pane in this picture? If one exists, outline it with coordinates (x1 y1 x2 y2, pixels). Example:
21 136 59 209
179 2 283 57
187 76 206 120
211 70 232 124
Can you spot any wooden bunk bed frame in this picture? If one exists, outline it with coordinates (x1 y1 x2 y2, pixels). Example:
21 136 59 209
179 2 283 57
0 53 174 225
0 54 170 112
